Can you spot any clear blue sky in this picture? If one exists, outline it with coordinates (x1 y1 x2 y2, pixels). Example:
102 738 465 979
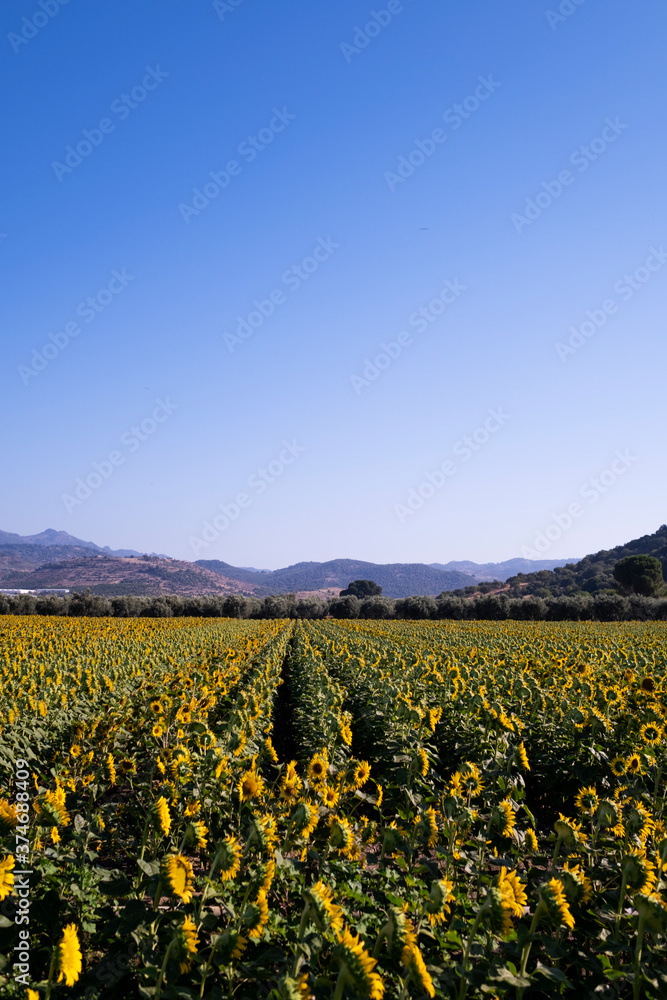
1 0 665 568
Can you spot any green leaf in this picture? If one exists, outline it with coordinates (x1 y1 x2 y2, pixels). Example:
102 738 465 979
137 859 160 877
535 961 572 986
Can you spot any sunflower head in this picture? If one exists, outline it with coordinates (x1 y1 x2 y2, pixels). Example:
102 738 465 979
307 751 328 784
243 889 269 941
610 756 627 777
425 878 454 925
150 796 171 836
640 722 663 746
574 786 599 816
622 852 657 893
554 814 585 850
561 862 593 905
483 886 513 937
162 853 194 903
635 892 667 932
0 855 15 902
333 926 384 1000
0 800 18 835
328 816 354 855
539 878 575 930
57 923 83 987
213 835 242 882
595 799 621 830
524 829 538 853
176 914 199 973
303 880 343 934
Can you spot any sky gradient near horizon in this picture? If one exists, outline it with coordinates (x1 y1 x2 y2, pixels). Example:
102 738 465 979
1 0 665 569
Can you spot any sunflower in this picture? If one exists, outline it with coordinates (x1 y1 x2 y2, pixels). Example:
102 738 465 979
353 760 371 788
561 862 593 905
0 855 15 901
539 878 575 930
640 722 663 746
493 798 516 839
626 753 642 775
291 800 319 840
188 820 208 850
118 759 137 776
244 889 269 941
151 796 171 836
610 756 627 777
303 880 344 934
320 785 339 809
150 699 163 715
414 806 438 848
238 767 265 803
215 835 242 882
263 736 279 764
518 742 530 771
524 829 538 853
402 940 435 998
340 722 353 746
329 816 354 855
0 800 18 835
417 748 429 777
484 886 513 937
38 787 70 827
622 852 657 893
307 752 328 784
162 854 194 903
575 786 599 816
280 762 303 803
554 814 586 851
57 924 83 986
496 867 527 918
603 686 622 705
152 722 164 739
640 676 656 692
178 914 199 973
247 813 279 855
425 877 454 925
635 892 667 932
334 926 384 999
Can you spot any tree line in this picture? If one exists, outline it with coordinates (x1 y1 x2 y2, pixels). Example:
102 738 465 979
2 589 667 621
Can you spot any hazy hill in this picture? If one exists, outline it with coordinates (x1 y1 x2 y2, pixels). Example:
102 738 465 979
0 553 258 597
0 528 146 558
198 558 474 598
431 557 575 582
495 525 667 597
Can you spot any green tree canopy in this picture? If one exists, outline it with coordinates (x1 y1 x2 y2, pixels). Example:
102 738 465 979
340 579 382 598
613 554 664 596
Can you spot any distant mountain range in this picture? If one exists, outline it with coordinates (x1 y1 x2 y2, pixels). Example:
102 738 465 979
0 528 575 599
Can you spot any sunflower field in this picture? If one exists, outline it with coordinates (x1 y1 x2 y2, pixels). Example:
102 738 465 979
1 615 667 999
